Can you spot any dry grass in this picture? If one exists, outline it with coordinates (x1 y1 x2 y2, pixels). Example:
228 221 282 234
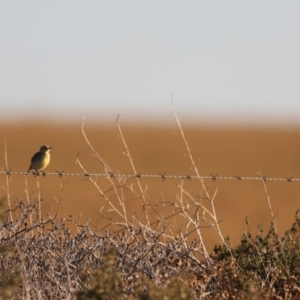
0 112 300 298
0 122 299 250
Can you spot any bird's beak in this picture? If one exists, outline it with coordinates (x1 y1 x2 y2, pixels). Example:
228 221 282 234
48 147 52 150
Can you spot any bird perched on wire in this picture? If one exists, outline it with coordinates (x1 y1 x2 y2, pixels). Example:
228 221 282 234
27 145 52 176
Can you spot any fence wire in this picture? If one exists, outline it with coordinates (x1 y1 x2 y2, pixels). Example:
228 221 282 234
1 170 299 182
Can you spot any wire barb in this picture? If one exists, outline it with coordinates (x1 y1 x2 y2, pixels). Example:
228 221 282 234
56 170 65 178
108 172 115 178
186 175 192 181
159 172 167 181
4 169 12 177
210 174 218 182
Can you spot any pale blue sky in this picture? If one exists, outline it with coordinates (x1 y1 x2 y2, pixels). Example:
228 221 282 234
0 1 299 125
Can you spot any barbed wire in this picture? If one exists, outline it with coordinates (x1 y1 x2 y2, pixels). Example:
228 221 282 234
0 170 299 182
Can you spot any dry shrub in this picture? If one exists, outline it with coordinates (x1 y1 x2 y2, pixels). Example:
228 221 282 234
1 197 300 299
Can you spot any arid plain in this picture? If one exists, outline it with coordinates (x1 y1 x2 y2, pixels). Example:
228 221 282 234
1 121 300 252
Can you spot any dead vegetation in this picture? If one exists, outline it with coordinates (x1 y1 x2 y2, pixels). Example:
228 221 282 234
1 200 300 299
1 109 300 299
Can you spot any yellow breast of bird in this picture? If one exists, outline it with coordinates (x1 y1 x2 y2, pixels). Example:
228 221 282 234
41 152 50 169
32 152 51 170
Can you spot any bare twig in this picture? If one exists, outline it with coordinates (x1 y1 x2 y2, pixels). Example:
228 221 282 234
3 140 13 222
116 115 151 229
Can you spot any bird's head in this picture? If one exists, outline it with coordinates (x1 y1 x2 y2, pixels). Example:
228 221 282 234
40 145 52 153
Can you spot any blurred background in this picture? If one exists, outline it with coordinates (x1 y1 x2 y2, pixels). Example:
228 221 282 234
0 1 300 251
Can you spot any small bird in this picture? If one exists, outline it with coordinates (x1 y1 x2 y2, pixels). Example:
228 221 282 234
27 145 52 175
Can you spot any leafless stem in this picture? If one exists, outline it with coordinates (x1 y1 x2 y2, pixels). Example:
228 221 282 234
116 115 151 229
259 172 289 274
36 176 41 223
3 140 13 222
